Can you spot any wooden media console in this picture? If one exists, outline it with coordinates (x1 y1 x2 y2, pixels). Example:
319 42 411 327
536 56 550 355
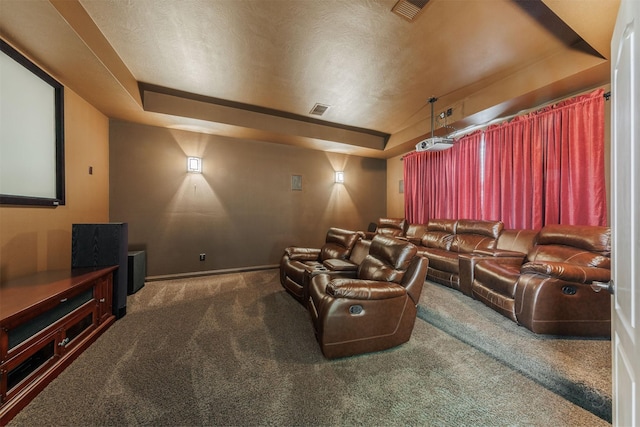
0 267 117 425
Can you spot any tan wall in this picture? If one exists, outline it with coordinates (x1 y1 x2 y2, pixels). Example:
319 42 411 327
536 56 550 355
109 120 386 277
0 89 110 282
386 154 405 218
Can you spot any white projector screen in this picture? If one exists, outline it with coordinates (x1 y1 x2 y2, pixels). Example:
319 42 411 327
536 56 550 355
0 40 65 206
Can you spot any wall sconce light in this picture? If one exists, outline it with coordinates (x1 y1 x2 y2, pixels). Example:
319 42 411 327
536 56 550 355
187 157 202 173
335 171 344 183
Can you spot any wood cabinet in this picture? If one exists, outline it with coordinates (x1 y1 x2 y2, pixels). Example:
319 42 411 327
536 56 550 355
0 267 117 426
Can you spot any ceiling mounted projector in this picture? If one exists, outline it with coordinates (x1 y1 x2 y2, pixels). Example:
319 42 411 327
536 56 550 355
416 97 454 152
416 137 454 151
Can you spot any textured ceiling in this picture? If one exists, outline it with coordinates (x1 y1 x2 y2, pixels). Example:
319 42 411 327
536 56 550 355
0 0 620 158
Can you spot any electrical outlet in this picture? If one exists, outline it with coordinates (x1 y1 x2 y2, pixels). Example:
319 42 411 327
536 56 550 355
439 112 446 119
446 108 453 117
199 253 206 261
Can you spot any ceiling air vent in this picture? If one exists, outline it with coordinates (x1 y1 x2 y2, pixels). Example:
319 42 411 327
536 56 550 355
309 103 330 116
391 0 430 22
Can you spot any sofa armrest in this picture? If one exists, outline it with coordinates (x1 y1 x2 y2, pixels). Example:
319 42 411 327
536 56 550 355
326 279 406 300
458 254 480 297
401 237 423 245
285 247 321 261
323 258 359 271
521 261 610 284
473 248 527 259
459 253 525 297
476 255 526 267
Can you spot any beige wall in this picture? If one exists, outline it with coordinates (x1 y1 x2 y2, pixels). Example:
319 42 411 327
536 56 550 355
0 89 110 282
109 120 386 277
386 154 405 218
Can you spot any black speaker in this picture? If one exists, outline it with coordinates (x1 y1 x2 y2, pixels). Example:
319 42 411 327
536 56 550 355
72 223 128 319
127 251 146 295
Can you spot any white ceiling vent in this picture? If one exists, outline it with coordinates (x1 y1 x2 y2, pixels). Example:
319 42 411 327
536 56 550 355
391 0 430 22
309 103 330 116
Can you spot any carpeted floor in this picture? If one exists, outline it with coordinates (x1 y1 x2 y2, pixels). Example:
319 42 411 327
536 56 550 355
418 280 612 422
8 269 610 426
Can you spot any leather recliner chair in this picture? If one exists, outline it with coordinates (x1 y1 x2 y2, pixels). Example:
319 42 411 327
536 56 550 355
308 235 428 359
280 227 361 304
472 224 611 336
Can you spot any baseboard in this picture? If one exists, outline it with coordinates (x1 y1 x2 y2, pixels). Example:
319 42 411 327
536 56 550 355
145 264 279 282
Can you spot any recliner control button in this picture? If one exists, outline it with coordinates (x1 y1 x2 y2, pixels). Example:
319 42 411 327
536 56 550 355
349 305 364 315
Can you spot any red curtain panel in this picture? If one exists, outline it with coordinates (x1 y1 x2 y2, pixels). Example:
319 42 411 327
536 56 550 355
404 88 606 228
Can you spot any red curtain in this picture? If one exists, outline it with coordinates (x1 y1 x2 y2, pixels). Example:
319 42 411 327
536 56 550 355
544 91 607 226
483 116 542 228
483 89 606 228
403 151 427 224
404 131 483 224
404 88 607 228
455 131 484 220
404 149 457 224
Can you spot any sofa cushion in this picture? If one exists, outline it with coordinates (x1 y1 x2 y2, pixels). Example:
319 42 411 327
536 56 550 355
526 224 611 269
496 229 539 253
456 219 503 238
451 234 498 253
536 224 611 255
451 219 503 253
420 231 455 250
285 247 321 261
348 239 372 265
527 245 610 269
418 247 458 273
320 244 349 261
319 227 360 261
375 217 407 237
404 224 428 244
427 218 458 233
419 219 457 250
358 236 417 283
521 261 611 283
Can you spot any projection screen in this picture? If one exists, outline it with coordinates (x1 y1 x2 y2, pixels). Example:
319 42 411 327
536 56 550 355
0 39 65 206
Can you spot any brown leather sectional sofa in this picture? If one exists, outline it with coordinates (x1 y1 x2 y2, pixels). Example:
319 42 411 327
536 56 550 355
406 218 611 337
471 224 611 336
280 218 612 358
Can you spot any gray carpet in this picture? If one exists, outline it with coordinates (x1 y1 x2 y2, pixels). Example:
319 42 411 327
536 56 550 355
417 281 612 422
9 269 609 426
